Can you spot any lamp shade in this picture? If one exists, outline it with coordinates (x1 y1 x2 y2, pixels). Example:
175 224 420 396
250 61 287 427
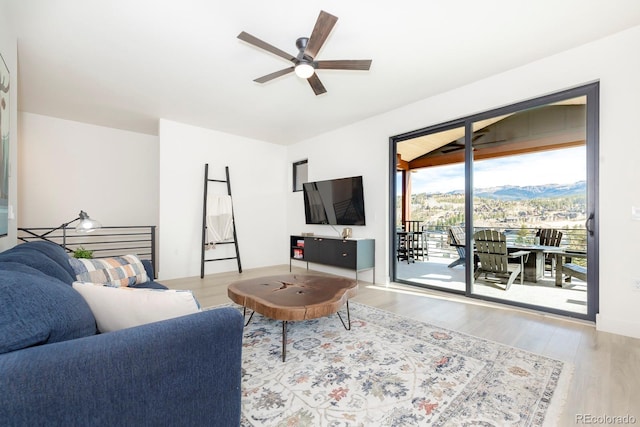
75 210 101 233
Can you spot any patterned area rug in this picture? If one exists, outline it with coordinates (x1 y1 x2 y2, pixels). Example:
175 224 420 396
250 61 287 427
235 302 572 426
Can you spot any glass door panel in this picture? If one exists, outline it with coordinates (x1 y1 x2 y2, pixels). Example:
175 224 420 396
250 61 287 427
394 125 467 293
470 97 589 316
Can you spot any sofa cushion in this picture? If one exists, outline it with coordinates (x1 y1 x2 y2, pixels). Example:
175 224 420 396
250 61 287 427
69 255 149 287
0 261 53 278
0 271 97 355
72 282 200 332
15 240 77 279
0 249 75 284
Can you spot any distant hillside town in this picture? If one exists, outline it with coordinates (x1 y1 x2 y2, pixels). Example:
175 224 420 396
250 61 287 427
401 181 587 232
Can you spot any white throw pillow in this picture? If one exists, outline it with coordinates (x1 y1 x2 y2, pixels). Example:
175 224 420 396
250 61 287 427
72 282 201 333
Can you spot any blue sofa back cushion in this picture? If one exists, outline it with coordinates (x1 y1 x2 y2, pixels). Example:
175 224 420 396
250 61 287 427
14 241 77 279
0 248 75 284
0 261 52 278
0 270 97 355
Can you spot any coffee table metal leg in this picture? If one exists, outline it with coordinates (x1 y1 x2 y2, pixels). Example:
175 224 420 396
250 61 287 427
281 301 352 362
282 321 287 362
336 300 352 330
242 306 255 327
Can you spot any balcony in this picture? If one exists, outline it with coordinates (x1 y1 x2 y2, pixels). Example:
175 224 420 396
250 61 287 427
395 226 587 315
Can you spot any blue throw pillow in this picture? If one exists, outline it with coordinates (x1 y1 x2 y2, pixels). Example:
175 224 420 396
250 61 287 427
0 270 97 354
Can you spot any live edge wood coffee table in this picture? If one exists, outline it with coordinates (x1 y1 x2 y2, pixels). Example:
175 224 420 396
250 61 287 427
227 274 358 362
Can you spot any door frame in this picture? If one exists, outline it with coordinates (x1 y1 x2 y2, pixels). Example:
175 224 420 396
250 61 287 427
389 82 599 321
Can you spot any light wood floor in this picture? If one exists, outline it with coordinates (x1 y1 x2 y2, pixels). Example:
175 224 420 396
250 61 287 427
163 265 640 425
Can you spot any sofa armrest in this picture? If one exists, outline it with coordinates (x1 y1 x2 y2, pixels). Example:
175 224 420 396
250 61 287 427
0 307 243 427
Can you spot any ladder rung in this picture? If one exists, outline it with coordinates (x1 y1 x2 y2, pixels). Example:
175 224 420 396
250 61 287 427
204 256 238 262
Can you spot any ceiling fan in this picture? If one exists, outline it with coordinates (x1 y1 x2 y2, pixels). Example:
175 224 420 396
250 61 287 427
237 10 372 95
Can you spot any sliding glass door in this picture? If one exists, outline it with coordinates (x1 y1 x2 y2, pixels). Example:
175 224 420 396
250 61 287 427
393 124 467 293
469 95 591 316
391 83 598 321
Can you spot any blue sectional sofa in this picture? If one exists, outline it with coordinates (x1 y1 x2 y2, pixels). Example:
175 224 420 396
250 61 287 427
0 241 243 426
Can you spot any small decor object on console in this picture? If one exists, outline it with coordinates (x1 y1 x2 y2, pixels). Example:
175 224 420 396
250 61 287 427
341 227 352 238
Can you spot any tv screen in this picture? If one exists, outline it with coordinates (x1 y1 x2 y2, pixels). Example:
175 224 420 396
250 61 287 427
303 176 366 225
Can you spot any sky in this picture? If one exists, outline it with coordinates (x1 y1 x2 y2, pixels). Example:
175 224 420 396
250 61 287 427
403 146 587 194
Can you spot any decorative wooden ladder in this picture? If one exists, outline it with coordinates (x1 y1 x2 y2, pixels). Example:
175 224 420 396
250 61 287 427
200 164 242 278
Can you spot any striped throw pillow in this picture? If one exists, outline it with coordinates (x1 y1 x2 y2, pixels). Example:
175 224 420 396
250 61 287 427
69 255 149 287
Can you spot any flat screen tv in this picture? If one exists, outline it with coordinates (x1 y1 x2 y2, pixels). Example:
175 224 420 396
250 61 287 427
303 176 366 225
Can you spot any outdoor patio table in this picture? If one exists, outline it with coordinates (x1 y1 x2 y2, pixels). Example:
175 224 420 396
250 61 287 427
507 244 564 283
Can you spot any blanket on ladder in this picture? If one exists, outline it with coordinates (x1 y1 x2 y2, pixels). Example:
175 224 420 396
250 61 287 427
206 195 233 249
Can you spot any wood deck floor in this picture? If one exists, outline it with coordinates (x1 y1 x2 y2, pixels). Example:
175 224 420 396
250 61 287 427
396 256 588 315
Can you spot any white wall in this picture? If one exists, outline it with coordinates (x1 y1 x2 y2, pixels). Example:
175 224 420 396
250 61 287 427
158 119 287 280
286 128 387 285
287 25 640 339
0 3 18 251
18 113 159 227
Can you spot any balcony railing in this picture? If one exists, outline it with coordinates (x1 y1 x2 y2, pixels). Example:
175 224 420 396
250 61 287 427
17 225 157 278
408 225 587 261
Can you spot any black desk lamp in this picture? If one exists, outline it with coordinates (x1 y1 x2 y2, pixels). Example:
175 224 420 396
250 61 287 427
60 210 101 250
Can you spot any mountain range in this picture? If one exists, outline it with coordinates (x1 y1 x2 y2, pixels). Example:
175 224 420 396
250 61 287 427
445 181 586 201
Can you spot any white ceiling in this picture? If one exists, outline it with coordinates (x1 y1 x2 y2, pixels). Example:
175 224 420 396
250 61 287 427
6 0 640 145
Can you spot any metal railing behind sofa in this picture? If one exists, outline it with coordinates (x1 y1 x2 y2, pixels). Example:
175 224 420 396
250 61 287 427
17 225 157 278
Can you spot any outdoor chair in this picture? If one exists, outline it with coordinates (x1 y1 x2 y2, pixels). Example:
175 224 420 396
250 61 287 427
447 226 467 268
537 228 563 276
396 229 413 263
403 220 426 261
560 262 587 282
473 230 529 290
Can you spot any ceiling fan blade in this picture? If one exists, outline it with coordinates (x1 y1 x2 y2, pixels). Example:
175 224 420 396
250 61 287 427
315 59 372 70
237 31 296 62
304 10 338 59
307 73 327 96
254 67 295 83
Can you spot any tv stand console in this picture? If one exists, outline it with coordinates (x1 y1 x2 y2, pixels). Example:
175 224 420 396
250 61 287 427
290 235 375 283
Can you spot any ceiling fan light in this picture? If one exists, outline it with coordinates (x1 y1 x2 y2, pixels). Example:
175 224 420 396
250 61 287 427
295 63 314 79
